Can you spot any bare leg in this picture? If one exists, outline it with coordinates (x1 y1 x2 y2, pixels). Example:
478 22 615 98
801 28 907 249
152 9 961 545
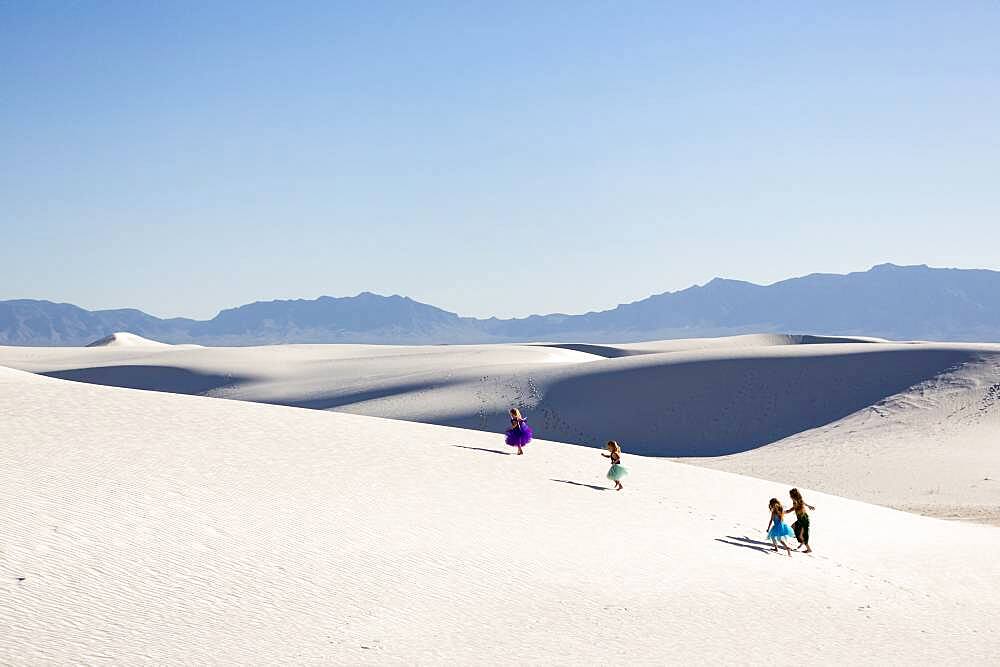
517 446 523 455
782 539 792 556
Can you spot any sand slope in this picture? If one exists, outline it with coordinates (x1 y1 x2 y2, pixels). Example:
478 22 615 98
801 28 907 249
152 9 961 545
691 352 1000 524
0 336 964 458
2 366 999 664
3 336 999 522
86 332 174 348
537 333 887 358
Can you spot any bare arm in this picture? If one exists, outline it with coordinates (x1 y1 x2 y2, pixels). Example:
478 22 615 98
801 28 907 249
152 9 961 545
601 453 611 458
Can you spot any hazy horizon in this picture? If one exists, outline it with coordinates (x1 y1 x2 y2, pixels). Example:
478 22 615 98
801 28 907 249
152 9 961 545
3 3 999 319
4 261 995 322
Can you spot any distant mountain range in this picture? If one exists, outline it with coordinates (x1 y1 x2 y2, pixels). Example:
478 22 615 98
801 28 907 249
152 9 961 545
3 264 1000 346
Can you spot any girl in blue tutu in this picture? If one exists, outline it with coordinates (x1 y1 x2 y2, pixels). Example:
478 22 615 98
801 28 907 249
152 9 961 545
602 440 628 490
766 498 794 556
505 408 533 455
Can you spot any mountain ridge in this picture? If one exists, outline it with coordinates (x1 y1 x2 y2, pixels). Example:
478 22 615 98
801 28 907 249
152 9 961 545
3 263 999 345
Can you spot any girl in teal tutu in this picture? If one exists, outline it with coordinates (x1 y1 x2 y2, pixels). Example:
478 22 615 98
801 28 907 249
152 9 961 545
602 440 628 491
766 498 794 556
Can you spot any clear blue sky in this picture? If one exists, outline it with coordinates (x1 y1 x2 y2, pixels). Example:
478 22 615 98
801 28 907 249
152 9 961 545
2 2 998 319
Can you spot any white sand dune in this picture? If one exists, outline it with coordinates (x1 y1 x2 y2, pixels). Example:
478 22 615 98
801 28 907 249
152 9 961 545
3 335 999 522
86 332 174 348
0 336 951 457
691 352 1000 524
2 366 999 664
536 333 887 358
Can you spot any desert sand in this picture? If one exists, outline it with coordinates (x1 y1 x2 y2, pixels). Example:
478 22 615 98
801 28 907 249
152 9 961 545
3 333 998 523
3 364 999 664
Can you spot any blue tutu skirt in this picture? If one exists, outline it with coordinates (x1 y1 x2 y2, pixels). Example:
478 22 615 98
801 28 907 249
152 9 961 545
505 423 533 447
768 521 794 540
607 463 629 481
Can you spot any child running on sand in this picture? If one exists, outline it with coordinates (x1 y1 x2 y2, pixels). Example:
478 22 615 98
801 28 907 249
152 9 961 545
504 408 533 455
787 488 816 553
602 440 628 491
766 498 794 556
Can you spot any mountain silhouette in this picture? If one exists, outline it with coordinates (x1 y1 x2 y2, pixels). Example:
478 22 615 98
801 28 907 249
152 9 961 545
3 264 999 346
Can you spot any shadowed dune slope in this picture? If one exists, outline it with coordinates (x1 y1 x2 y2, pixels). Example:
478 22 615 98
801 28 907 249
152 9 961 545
689 351 1000 524
2 339 992 457
41 365 253 395
523 346 974 456
536 333 885 358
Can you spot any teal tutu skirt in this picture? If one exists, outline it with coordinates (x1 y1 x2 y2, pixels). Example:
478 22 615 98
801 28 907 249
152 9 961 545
607 464 629 481
768 521 794 540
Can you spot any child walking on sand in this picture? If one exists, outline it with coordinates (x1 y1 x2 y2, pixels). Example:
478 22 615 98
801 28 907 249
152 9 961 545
504 408 533 455
787 488 816 553
602 440 629 491
766 498 794 556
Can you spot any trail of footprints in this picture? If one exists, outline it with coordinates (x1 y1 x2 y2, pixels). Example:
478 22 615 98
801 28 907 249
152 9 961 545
981 382 1000 414
474 374 598 445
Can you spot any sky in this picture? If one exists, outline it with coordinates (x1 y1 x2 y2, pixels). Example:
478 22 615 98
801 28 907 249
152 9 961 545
2 2 999 320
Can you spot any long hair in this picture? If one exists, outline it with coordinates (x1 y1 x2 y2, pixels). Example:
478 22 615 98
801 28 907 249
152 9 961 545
789 488 804 512
510 408 523 420
606 440 622 455
769 498 784 519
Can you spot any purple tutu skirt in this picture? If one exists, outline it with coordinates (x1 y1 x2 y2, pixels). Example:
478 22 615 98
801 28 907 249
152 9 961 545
505 423 533 447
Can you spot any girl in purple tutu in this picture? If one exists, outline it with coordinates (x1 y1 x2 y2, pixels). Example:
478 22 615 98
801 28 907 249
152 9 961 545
505 408 533 455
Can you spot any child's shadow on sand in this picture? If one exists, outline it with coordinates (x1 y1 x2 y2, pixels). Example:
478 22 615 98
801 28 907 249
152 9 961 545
452 445 509 456
715 535 773 554
550 479 606 491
